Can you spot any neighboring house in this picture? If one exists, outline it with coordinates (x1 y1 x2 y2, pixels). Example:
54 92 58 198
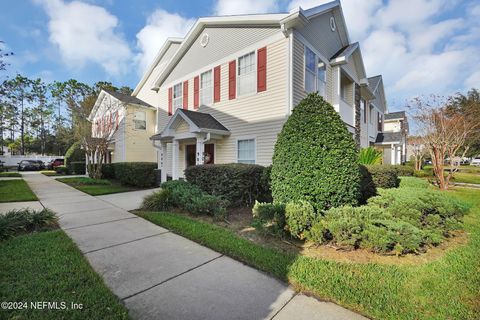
89 0 406 181
88 90 157 163
375 111 409 165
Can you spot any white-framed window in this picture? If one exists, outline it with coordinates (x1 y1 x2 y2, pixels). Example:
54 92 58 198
134 110 146 130
369 105 374 125
173 83 183 110
237 138 255 164
317 60 326 97
200 70 213 105
237 51 256 96
304 46 316 93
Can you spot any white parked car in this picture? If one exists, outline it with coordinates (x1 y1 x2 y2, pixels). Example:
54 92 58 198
471 157 480 166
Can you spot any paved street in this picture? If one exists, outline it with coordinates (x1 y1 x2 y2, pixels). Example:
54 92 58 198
22 172 366 320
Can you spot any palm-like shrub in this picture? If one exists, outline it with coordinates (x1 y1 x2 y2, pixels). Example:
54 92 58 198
358 147 383 165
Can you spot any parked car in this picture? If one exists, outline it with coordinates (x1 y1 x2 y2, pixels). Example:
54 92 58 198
424 159 432 165
471 157 480 166
47 158 64 170
33 160 45 170
18 160 41 171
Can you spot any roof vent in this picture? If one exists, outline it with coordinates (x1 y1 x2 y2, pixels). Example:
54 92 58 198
200 33 209 47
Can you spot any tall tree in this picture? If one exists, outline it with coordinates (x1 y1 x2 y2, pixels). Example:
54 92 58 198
30 78 54 155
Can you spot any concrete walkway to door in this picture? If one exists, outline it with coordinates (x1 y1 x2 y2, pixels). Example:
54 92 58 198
22 172 366 320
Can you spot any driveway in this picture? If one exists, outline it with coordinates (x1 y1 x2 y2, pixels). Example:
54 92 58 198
22 173 366 320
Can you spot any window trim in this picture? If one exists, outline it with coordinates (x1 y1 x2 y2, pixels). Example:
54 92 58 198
173 82 183 111
236 136 256 164
236 51 257 98
133 110 147 130
200 69 213 106
304 45 327 96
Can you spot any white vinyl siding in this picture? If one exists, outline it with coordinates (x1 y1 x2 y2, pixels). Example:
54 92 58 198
173 83 182 110
133 111 146 130
237 139 255 164
237 51 256 96
200 70 213 105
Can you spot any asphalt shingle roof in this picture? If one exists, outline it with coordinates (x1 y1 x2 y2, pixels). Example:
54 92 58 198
179 109 229 131
105 90 154 108
375 132 403 143
384 111 406 120
367 75 382 93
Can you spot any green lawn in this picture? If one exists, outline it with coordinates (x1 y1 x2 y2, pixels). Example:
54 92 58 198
0 180 38 202
0 230 129 320
0 172 21 177
452 172 480 184
138 187 480 320
57 177 138 196
41 170 63 176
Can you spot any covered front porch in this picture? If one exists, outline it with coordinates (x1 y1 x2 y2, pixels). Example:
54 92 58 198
150 109 230 182
375 132 405 165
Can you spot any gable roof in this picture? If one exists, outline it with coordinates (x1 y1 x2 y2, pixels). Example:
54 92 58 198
375 132 402 144
385 111 406 120
179 109 229 131
330 42 358 61
88 90 154 121
368 75 382 93
152 1 343 89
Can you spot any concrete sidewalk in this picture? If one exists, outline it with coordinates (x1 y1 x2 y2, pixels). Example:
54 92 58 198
95 188 160 211
23 173 366 320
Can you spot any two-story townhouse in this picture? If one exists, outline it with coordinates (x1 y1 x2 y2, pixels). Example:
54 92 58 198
375 111 409 164
89 0 395 182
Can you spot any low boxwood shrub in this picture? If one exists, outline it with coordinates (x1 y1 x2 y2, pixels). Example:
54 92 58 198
70 161 86 175
184 163 271 207
391 164 415 177
285 201 315 240
55 165 69 175
114 162 156 187
363 165 399 189
251 201 286 236
159 180 229 219
141 189 172 211
0 209 58 240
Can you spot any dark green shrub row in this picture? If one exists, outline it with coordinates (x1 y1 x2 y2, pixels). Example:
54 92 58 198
184 163 271 207
390 164 415 176
363 165 399 189
55 165 69 175
0 209 58 240
251 201 286 236
101 162 156 187
70 161 86 175
305 185 468 255
142 180 228 219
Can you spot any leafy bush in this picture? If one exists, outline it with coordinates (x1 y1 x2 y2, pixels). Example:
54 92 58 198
141 189 172 211
358 147 383 165
252 201 286 236
306 187 468 255
184 163 271 207
391 165 415 176
363 165 399 189
55 165 69 175
70 161 86 175
0 209 58 240
271 93 360 213
101 163 115 179
399 176 429 189
65 142 85 174
359 165 377 204
414 169 431 178
114 162 156 187
160 180 228 219
285 201 315 239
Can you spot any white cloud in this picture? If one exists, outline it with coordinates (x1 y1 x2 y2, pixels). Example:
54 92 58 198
214 0 278 15
135 9 194 73
35 0 131 76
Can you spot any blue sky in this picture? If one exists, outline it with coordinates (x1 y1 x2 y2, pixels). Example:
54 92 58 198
1 0 479 111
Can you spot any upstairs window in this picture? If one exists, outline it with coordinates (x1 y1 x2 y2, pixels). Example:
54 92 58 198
304 46 316 93
237 139 255 164
173 83 183 110
238 51 256 96
134 111 146 130
317 60 326 97
369 105 374 125
200 70 213 105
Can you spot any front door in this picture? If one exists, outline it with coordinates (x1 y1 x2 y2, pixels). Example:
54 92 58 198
185 143 215 167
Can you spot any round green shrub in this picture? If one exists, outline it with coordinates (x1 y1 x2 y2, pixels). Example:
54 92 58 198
285 201 315 239
364 165 399 188
271 93 360 212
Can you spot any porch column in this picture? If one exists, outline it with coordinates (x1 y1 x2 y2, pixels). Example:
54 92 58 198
332 66 341 112
396 146 401 165
196 138 205 165
390 144 395 165
160 142 167 183
172 140 179 180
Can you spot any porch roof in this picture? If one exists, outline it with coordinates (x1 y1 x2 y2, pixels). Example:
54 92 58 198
150 109 230 141
375 132 402 144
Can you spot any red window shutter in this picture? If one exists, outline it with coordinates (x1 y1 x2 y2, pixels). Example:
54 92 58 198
228 60 236 100
257 47 267 92
168 87 173 116
194 76 199 109
214 66 221 102
183 81 188 109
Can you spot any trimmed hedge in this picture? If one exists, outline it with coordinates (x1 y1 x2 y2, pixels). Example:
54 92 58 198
184 163 271 207
101 163 115 179
363 165 399 189
391 164 415 177
114 162 157 188
271 93 360 212
70 161 86 175
55 165 69 175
